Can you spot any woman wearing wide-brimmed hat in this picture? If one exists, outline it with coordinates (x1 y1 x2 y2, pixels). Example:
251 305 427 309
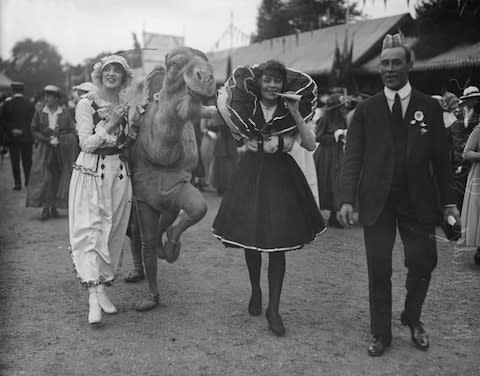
213 60 326 337
26 85 77 219
68 55 133 324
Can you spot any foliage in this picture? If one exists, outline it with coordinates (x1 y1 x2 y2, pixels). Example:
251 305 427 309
0 39 64 98
412 0 480 59
252 0 361 43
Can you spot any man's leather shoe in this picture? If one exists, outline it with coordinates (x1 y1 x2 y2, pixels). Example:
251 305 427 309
265 307 286 337
40 208 50 220
50 208 59 218
474 249 480 265
401 311 429 350
12 185 21 191
368 335 392 356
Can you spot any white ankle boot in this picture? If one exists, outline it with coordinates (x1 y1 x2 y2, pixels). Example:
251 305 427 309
97 285 117 314
88 287 102 324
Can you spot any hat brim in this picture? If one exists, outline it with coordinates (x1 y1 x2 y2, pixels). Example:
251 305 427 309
459 93 480 100
43 90 61 97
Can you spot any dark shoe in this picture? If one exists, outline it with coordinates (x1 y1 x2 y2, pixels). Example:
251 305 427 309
135 294 160 311
163 228 181 263
401 311 429 350
40 208 50 220
265 307 286 337
474 249 480 265
328 214 342 228
368 335 392 357
248 289 262 316
124 270 145 283
50 208 59 218
12 185 21 191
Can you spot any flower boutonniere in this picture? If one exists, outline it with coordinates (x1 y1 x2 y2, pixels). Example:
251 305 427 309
410 110 428 135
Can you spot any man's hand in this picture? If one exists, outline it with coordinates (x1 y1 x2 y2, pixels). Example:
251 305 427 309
444 205 461 228
455 166 463 175
338 203 354 229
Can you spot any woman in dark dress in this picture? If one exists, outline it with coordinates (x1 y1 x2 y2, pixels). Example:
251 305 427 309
213 60 326 336
26 85 78 219
313 93 348 227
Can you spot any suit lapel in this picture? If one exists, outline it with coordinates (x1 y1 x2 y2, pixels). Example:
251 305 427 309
405 89 419 158
376 93 393 148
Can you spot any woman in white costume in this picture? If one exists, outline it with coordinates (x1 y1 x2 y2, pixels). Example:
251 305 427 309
69 55 133 324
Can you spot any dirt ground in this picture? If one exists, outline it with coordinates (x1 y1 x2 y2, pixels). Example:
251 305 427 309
0 160 479 376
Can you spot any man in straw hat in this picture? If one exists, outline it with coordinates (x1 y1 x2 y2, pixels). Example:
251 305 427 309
0 82 35 190
339 33 460 356
450 86 480 211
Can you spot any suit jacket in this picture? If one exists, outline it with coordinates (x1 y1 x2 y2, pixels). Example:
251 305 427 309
340 88 455 226
0 95 35 145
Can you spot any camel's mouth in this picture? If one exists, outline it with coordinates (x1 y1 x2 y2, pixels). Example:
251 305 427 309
186 85 212 102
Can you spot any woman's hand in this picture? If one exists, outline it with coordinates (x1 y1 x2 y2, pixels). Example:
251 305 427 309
283 92 301 116
49 136 59 146
104 104 127 133
110 104 127 124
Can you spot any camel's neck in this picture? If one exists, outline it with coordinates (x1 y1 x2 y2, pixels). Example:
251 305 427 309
153 90 201 143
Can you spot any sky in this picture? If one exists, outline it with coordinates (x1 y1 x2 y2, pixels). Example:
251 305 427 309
0 0 414 65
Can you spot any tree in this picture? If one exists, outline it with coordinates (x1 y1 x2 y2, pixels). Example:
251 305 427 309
412 0 480 59
0 39 64 98
252 0 361 43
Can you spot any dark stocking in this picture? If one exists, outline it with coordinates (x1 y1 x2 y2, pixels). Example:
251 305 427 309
245 249 262 315
268 251 285 315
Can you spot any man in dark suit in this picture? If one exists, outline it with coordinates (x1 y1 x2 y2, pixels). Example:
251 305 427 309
339 34 460 356
0 82 35 190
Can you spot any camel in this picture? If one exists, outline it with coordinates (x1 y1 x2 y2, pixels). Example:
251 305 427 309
126 46 216 310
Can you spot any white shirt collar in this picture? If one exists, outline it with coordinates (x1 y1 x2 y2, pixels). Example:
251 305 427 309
13 93 24 98
42 105 62 116
384 82 412 101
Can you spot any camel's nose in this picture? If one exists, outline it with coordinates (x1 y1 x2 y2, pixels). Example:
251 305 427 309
193 66 214 86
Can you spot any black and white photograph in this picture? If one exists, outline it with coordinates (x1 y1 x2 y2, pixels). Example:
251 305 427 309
0 0 479 374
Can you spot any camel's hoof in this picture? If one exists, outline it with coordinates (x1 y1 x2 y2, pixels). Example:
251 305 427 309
164 240 181 263
156 241 165 259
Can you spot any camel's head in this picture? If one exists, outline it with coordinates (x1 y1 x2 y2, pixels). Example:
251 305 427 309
163 47 216 102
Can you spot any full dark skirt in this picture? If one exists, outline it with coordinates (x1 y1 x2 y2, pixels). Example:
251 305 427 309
212 151 326 252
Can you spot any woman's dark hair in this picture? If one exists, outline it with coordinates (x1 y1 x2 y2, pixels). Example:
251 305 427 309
254 60 287 83
250 60 288 98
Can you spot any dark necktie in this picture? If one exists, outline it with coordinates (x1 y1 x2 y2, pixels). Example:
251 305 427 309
392 93 403 124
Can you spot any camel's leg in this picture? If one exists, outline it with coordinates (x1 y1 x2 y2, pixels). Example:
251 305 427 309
135 201 162 306
157 206 181 257
170 184 207 242
124 204 145 282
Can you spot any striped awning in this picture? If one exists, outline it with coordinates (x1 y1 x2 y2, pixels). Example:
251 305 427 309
359 42 480 73
207 14 409 83
0 71 12 90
